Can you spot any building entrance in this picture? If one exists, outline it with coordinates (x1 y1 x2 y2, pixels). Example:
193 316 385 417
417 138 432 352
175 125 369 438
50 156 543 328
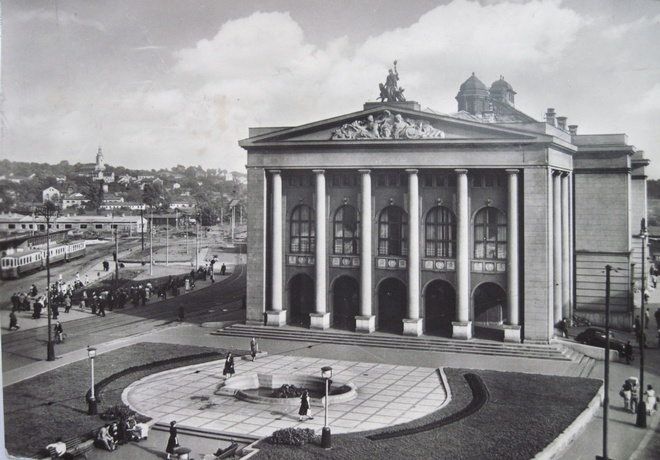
377 278 407 334
424 280 456 337
288 274 314 328
332 276 360 331
473 282 507 324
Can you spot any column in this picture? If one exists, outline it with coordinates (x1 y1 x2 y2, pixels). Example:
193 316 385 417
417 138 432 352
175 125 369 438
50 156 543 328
356 169 375 333
504 170 521 342
453 169 472 340
553 172 562 331
404 169 422 336
266 170 286 326
561 173 571 322
310 170 330 330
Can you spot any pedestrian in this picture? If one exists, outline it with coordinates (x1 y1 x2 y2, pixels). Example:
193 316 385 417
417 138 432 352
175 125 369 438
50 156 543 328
645 308 651 329
54 321 64 343
644 385 656 415
165 420 178 460
621 380 632 410
558 318 569 338
634 315 642 343
220 263 226 275
64 294 72 313
631 379 640 413
624 341 633 364
97 299 106 317
84 274 89 285
250 337 259 361
298 390 313 421
223 352 235 378
9 309 19 331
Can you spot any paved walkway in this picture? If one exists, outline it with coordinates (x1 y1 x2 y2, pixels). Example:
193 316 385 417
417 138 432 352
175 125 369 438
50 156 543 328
124 355 447 439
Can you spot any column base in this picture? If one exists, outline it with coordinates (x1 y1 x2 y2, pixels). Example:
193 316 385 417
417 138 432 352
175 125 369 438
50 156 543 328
310 312 331 330
355 315 376 333
452 321 473 340
503 325 522 343
403 318 423 337
265 310 287 327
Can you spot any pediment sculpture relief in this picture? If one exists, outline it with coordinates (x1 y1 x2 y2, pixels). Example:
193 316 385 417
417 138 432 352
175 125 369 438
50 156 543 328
331 110 445 140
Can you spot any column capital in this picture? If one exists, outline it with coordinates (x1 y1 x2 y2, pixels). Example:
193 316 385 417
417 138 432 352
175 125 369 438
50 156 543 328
454 169 469 175
358 169 371 174
312 169 325 175
405 169 419 174
269 169 281 175
505 169 520 175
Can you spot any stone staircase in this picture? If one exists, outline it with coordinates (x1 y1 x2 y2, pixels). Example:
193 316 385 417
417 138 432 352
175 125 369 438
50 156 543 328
212 324 590 365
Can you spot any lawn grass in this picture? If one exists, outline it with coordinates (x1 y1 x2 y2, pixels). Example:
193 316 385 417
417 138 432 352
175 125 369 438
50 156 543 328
3 342 239 458
250 368 602 460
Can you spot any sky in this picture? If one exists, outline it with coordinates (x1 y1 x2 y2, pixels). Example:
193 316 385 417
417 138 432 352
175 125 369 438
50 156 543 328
1 0 659 177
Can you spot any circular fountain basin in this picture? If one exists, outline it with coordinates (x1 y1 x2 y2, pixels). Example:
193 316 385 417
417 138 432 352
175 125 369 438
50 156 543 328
216 373 357 406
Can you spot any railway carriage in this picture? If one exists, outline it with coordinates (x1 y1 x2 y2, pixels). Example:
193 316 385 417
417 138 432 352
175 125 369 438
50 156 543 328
0 250 44 279
65 241 86 261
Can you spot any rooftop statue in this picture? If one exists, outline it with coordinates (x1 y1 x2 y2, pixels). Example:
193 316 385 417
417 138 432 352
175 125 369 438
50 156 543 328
378 60 406 102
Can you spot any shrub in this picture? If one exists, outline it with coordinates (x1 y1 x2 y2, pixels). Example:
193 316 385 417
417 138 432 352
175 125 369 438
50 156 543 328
100 404 137 422
269 427 316 446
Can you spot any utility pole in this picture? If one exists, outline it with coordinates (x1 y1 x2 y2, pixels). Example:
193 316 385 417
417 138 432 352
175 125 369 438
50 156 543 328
636 219 648 428
149 207 153 277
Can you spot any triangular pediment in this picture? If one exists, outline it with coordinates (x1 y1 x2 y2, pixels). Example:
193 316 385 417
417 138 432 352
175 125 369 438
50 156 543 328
239 102 543 149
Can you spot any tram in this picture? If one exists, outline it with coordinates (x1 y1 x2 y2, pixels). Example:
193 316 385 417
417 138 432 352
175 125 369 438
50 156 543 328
0 241 87 279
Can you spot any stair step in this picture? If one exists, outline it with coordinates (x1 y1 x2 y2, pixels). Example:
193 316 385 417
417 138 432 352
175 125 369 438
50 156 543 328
212 324 573 361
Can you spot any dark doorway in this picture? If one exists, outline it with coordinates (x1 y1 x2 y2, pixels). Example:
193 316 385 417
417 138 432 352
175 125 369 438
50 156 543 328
288 274 315 327
377 278 407 334
425 280 456 337
332 276 360 331
473 282 507 324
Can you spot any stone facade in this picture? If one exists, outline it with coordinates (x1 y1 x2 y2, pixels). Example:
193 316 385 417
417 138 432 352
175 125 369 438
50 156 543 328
239 74 649 342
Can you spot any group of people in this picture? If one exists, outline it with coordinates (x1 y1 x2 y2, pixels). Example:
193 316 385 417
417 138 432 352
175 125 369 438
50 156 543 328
95 417 149 452
620 378 657 416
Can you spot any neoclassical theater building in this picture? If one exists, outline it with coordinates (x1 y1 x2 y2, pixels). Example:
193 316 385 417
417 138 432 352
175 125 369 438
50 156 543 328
239 72 649 343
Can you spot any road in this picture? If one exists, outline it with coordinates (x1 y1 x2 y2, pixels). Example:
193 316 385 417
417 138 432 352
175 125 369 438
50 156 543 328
1 264 247 372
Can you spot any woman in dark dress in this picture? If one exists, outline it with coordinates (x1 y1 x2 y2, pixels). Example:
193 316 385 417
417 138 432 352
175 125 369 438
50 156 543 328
223 352 235 378
165 420 178 459
298 390 313 422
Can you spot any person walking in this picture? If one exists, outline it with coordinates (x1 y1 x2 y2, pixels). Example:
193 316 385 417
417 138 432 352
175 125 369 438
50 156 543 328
9 309 19 331
250 337 259 361
621 380 632 411
631 379 640 414
624 341 634 364
223 352 235 378
299 390 313 422
645 385 656 415
645 308 651 329
165 420 178 460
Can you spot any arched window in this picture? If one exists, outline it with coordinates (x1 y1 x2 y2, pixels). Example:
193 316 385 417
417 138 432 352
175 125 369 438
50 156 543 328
425 206 456 258
290 205 315 253
333 205 359 255
378 206 408 256
474 207 507 259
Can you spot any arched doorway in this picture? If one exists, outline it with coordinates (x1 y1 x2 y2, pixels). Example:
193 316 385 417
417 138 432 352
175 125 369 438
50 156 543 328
332 276 360 331
424 280 456 337
473 282 507 324
377 278 407 334
288 274 315 328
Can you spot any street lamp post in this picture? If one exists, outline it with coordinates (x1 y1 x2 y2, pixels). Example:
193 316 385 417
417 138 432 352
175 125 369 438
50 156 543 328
87 346 97 415
636 219 647 428
321 366 333 449
35 201 58 362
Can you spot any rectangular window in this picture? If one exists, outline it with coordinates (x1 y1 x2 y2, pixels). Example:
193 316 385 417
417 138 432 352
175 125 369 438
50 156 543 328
95 224 103 229
436 174 445 187
8 224 15 229
423 175 433 187
65 224 72 229
80 224 88 229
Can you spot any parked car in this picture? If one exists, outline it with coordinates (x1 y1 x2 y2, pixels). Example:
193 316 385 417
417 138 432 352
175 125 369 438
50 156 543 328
575 327 627 355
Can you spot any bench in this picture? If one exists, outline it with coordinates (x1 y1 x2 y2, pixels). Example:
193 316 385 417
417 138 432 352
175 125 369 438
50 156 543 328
47 436 94 459
214 442 238 459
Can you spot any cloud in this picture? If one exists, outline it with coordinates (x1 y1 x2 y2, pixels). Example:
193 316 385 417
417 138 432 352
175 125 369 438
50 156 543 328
3 0 658 178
